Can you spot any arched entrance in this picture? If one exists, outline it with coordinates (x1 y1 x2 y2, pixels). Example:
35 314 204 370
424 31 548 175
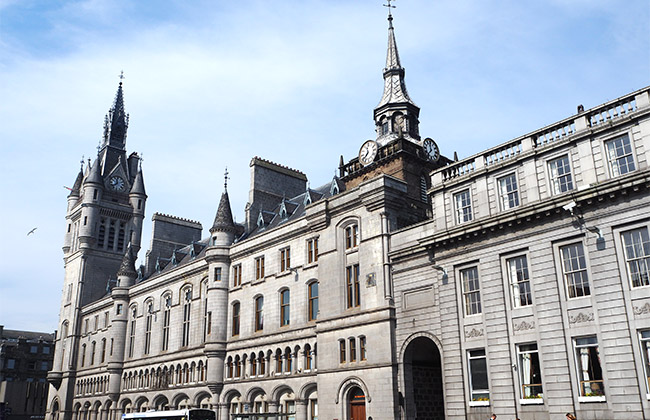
348 387 366 420
403 336 445 420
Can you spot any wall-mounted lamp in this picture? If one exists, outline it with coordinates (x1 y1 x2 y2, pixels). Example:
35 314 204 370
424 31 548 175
563 201 605 249
288 267 299 282
432 265 448 284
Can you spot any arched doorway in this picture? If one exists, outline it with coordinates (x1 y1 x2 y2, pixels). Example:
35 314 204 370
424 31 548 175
348 387 366 420
403 336 445 420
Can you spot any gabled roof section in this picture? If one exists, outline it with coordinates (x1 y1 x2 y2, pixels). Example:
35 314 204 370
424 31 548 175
241 176 344 240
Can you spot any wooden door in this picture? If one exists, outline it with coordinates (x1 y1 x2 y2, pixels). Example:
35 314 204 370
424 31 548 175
350 401 366 420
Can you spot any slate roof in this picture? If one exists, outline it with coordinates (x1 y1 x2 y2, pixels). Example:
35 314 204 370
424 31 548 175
242 176 345 240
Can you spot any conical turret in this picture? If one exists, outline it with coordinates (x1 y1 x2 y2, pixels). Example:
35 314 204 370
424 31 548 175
84 158 103 186
130 169 146 196
210 170 237 246
69 168 83 198
116 244 137 287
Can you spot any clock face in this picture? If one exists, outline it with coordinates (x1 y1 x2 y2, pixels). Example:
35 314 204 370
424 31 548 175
109 176 125 191
359 140 378 166
423 138 440 162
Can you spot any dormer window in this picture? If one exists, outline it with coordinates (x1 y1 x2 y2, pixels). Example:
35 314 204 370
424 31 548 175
331 179 340 196
304 194 312 206
279 203 288 219
257 212 265 229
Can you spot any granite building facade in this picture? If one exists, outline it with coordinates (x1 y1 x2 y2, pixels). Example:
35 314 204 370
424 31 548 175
45 10 650 420
1 326 55 420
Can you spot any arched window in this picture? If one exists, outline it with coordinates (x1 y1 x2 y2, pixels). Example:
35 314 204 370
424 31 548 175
259 351 266 376
100 338 106 363
275 349 283 373
226 357 233 379
285 347 292 373
232 302 240 336
255 296 264 331
97 219 106 249
144 302 153 355
235 356 241 378
108 220 116 250
80 344 86 367
128 306 137 358
280 289 290 327
250 353 257 377
162 294 172 351
90 341 96 365
202 280 211 342
304 344 312 371
182 288 192 347
308 282 319 321
117 222 126 252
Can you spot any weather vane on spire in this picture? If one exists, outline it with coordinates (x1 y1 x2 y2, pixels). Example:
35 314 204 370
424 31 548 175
119 70 125 84
383 0 396 13
224 167 230 191
80 155 85 170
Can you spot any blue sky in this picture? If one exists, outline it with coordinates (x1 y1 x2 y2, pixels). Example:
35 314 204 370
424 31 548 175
0 0 648 333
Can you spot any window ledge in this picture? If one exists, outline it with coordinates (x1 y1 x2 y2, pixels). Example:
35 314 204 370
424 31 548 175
578 396 606 403
469 401 490 407
276 271 293 279
519 398 544 405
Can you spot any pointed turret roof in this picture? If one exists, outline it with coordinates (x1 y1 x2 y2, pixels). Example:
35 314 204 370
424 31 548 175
375 12 416 109
130 169 146 195
103 81 129 149
69 168 84 197
116 244 137 278
84 158 103 185
210 191 236 233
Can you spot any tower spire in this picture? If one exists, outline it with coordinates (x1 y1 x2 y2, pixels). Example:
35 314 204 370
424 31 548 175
374 3 420 144
102 74 130 150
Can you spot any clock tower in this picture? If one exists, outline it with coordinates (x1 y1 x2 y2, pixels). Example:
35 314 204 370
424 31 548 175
340 9 451 227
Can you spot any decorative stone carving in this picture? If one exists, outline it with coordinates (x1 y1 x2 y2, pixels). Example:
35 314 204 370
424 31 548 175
465 328 484 339
568 312 594 325
513 320 535 331
634 302 650 315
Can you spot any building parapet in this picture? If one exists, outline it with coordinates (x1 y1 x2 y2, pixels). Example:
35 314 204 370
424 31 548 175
432 87 650 187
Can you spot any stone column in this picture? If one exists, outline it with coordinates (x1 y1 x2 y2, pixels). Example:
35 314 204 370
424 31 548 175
217 402 229 420
295 399 308 420
296 349 304 373
267 402 279 420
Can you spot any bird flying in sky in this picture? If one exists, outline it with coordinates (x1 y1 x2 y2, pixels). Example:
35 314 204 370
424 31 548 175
27 227 37 236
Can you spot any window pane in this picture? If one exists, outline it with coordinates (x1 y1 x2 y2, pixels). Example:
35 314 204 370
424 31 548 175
574 338 604 396
622 228 650 288
461 267 481 315
606 135 635 176
507 255 532 307
455 190 473 223
548 155 573 194
560 243 590 298
498 174 520 210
